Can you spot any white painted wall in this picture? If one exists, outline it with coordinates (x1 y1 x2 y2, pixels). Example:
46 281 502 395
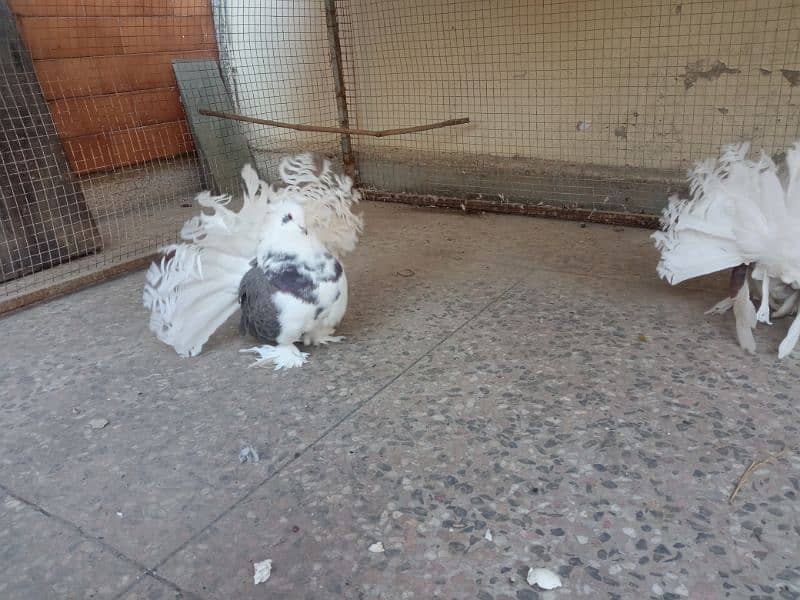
218 0 799 173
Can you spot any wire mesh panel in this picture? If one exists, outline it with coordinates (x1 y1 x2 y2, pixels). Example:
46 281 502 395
1 0 799 311
337 0 800 213
211 0 341 177
0 0 339 311
0 0 218 308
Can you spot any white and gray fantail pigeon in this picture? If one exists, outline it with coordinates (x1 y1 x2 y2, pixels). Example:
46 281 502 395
142 153 363 369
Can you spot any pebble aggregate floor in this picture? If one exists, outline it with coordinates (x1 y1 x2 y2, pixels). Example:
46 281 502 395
2 202 799 599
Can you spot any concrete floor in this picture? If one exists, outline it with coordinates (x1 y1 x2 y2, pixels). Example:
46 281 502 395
2 202 799 600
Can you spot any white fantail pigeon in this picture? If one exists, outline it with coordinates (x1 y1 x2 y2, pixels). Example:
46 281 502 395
142 154 363 369
653 141 800 358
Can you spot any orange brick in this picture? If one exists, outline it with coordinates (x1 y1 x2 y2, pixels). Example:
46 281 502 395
35 57 103 99
18 17 123 59
63 132 115 174
8 0 194 18
120 16 216 54
96 50 217 93
34 50 218 99
65 121 194 174
50 88 184 138
7 0 86 17
169 0 213 17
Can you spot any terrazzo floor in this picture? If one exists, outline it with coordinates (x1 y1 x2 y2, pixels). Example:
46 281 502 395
2 202 799 600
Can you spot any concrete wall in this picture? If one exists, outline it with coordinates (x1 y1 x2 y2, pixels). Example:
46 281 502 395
217 0 799 211
213 0 340 170
339 0 800 172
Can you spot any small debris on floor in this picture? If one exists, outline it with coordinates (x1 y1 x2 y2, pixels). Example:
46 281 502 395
116 512 124 518
638 334 648 342
253 559 272 584
728 445 790 504
527 567 562 590
368 541 385 553
89 418 108 429
484 529 493 542
239 445 260 464
396 269 415 277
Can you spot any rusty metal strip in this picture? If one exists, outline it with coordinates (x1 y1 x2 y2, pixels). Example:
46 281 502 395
0 254 158 317
364 190 661 229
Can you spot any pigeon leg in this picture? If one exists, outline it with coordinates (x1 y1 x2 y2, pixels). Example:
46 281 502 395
772 290 799 319
707 264 749 315
303 330 344 346
240 344 309 369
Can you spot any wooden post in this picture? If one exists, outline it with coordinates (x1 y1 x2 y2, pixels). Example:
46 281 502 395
324 0 358 182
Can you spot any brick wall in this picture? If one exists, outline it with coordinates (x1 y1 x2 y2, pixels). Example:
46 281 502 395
8 0 218 175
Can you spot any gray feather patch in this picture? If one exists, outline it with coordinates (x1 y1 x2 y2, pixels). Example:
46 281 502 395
238 266 281 344
239 250 345 344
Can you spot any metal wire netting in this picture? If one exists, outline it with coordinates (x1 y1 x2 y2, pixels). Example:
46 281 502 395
1 0 799 311
338 0 800 211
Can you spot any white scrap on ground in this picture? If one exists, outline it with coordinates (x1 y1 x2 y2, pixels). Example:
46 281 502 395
239 445 260 464
253 559 272 585
368 541 385 553
527 567 562 590
484 529 493 542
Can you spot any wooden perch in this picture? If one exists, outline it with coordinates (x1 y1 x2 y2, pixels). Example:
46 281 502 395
198 109 469 138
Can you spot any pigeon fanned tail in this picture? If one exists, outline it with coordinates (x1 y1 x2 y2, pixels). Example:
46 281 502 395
652 140 800 357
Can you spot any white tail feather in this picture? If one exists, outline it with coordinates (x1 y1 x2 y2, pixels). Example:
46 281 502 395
778 311 800 359
272 152 364 257
143 163 276 356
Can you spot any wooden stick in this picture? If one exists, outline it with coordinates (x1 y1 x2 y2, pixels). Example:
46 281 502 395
728 446 789 504
198 109 469 138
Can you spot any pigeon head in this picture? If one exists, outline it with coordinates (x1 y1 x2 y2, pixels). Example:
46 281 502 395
274 201 308 236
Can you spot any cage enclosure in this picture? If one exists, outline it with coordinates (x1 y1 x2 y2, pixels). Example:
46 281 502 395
2 0 798 313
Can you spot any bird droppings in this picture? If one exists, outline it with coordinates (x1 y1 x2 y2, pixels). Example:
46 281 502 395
527 567 562 590
88 418 108 429
238 445 260 464
484 529 493 542
682 60 740 89
368 542 385 553
780 68 800 87
253 559 272 584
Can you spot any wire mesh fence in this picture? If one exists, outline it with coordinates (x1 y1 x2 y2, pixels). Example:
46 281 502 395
1 0 799 312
